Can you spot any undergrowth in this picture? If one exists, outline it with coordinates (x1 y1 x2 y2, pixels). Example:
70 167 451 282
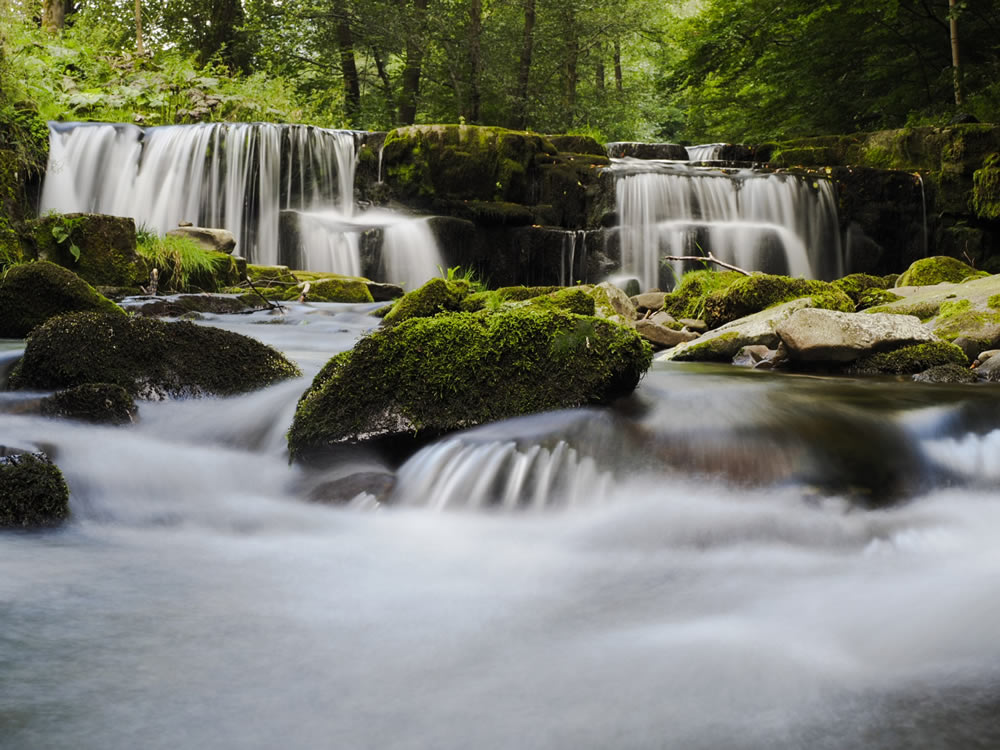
135 228 224 290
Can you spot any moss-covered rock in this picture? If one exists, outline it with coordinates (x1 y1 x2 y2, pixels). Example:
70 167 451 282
288 308 652 460
588 281 637 325
972 154 1000 220
303 277 374 303
848 341 969 375
701 274 854 328
382 277 471 325
661 270 743 321
462 286 595 316
896 256 989 287
0 260 124 338
857 288 903 310
545 135 607 157
832 273 898 304
28 213 144 287
39 383 136 424
0 451 70 528
9 312 301 398
246 264 298 287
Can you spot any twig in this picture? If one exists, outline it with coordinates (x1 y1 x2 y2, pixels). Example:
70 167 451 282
662 254 753 276
243 274 284 312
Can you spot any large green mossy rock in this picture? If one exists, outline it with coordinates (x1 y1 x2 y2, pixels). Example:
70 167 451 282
973 154 1000 221
895 255 987 286
287 308 652 460
0 452 70 528
0 260 124 338
9 312 301 398
28 213 144 287
700 273 854 328
382 277 472 325
662 270 743 320
39 383 137 425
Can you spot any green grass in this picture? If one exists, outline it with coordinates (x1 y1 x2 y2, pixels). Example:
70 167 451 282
135 228 225 291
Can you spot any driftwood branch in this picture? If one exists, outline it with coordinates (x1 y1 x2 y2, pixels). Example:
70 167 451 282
243 274 284 312
662 254 752 276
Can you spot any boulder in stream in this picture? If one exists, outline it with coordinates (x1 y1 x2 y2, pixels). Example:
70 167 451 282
27 213 144 287
288 308 652 461
0 451 70 528
39 383 137 424
9 312 301 399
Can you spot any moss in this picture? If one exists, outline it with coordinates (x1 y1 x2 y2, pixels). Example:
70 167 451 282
668 331 742 362
460 286 590 314
246 264 298 287
382 277 470 325
0 452 70 529
770 147 841 167
522 288 595 316
857 288 903 310
29 214 144 287
988 294 1000 310
701 274 854 328
0 260 124 338
930 298 1000 341
895 255 989 287
432 199 536 226
848 341 969 375
305 278 374 303
545 135 607 157
832 273 897 304
972 155 1000 220
9 312 301 398
287 307 652 460
662 270 743 321
39 383 136 425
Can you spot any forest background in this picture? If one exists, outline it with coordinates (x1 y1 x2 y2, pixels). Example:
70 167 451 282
1 0 998 167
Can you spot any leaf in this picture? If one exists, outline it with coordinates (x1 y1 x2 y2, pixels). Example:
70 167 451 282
69 243 81 263
51 225 69 243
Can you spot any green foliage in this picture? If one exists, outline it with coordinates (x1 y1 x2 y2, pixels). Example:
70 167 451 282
136 230 230 291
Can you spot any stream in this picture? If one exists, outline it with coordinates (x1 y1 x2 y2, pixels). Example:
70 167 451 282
2 302 1000 749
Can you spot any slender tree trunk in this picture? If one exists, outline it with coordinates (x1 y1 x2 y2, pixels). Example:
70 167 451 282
333 0 361 124
398 0 429 125
563 29 579 130
613 40 623 92
134 0 144 55
373 51 396 122
467 0 482 122
949 0 964 107
42 0 65 32
512 0 536 130
596 47 606 93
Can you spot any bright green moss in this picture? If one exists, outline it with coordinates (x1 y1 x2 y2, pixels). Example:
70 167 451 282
972 154 1000 220
668 331 742 362
287 308 652 460
0 452 70 528
382 277 470 325
848 341 969 375
896 256 989 287
0 260 124 338
857 288 903 310
832 273 898 304
662 270 742 321
932 298 1000 341
246 264 298 287
701 274 853 328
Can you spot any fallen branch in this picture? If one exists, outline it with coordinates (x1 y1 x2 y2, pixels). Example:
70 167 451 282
243 274 284 312
662 254 753 276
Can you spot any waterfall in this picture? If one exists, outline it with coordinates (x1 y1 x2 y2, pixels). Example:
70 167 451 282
686 143 725 161
612 160 844 291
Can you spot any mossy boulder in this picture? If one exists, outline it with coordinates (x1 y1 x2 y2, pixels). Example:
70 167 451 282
9 312 301 399
972 154 1000 220
382 277 471 325
662 270 743 321
28 213 144 287
0 260 124 338
247 264 298 287
39 383 136 424
848 341 969 375
461 286 594 315
895 256 989 287
0 451 70 528
701 273 854 328
288 308 652 460
306 277 375 303
587 282 638 325
832 273 898 305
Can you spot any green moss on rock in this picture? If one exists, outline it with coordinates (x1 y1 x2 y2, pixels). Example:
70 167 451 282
662 270 743 321
832 273 898 304
972 154 1000 220
288 308 652 460
305 278 374 303
848 341 969 375
701 274 853 328
0 260 124 338
857 288 903 310
0 452 70 528
246 264 298 287
382 277 470 325
39 383 137 424
29 214 144 287
9 312 301 398
896 256 989 287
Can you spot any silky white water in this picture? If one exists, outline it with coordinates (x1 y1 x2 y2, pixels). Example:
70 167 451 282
3 308 1000 749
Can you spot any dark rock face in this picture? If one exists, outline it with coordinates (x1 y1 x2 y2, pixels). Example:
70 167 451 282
9 312 301 399
605 142 689 160
39 383 137 424
0 451 70 528
27 213 143 287
0 260 124 338
288 307 652 462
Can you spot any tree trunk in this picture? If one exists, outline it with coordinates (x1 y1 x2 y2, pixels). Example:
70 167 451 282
512 0 536 130
613 40 623 92
398 0 429 125
334 0 361 124
949 0 964 107
563 29 579 130
596 47 605 93
134 0 144 55
42 0 65 32
466 0 482 122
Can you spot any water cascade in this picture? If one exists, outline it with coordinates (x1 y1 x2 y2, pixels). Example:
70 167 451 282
612 160 844 291
686 143 726 161
42 122 443 283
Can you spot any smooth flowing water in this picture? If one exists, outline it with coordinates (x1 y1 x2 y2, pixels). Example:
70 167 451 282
3 307 1000 749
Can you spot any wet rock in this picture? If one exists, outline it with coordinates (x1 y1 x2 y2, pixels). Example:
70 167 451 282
288 308 651 461
631 292 666 312
912 364 977 384
166 226 237 254
9 312 301 399
732 345 784 369
848 341 968 375
27 213 143 287
0 451 70 528
588 281 638 325
0 260 124 338
776 308 938 362
366 281 405 302
307 471 396 505
124 293 255 317
973 354 1000 382
635 320 699 350
39 383 137 424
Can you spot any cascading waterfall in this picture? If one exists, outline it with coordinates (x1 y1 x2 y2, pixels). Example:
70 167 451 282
41 122 443 284
686 143 725 161
613 159 844 291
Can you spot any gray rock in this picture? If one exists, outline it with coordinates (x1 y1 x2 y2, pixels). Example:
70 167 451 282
776 308 936 362
366 282 405 302
635 320 699 350
166 226 237 254
732 345 783 369
974 349 1000 366
974 355 1000 382
588 281 638 325
913 364 977 384
678 318 708 333
649 310 678 327
631 292 666 312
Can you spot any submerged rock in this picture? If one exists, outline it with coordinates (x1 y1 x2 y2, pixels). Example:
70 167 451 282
288 308 652 461
0 260 124 338
39 383 137 424
0 451 70 528
912 364 977 384
9 312 301 399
